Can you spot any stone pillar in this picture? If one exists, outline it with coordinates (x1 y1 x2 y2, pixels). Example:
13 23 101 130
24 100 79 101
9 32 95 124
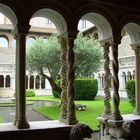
111 40 122 120
39 76 42 89
102 42 111 115
13 24 30 129
34 77 36 89
28 76 30 89
132 45 140 115
4 76 6 88
58 36 68 121
67 33 78 125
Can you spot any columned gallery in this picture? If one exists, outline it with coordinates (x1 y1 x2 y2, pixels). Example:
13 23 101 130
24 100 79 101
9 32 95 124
0 0 140 140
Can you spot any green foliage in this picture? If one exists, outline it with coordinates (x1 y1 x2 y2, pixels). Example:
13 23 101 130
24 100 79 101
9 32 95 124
26 89 35 97
52 78 98 100
74 32 103 77
26 33 103 80
74 78 98 100
26 34 61 80
126 80 135 107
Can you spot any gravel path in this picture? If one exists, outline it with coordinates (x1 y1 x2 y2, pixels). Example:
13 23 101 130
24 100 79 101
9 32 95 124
0 101 59 123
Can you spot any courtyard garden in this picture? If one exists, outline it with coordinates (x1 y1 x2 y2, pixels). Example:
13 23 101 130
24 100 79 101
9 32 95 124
27 95 134 130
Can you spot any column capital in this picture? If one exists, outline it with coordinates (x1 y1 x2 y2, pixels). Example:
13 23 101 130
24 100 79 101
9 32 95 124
12 24 31 37
131 41 140 50
112 34 122 44
99 37 113 46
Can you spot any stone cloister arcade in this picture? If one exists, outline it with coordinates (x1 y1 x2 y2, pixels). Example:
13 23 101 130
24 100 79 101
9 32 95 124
0 1 140 140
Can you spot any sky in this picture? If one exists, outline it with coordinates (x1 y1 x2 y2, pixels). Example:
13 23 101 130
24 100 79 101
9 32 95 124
0 13 4 24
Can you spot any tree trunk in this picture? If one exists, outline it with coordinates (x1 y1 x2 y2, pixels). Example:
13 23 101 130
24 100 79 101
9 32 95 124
40 68 62 96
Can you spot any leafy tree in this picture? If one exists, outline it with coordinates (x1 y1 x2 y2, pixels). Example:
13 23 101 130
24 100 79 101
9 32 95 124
74 32 102 77
26 33 103 95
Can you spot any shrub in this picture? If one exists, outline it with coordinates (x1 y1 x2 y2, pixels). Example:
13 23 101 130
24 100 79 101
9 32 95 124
126 80 135 107
52 78 98 100
74 78 98 100
26 89 35 97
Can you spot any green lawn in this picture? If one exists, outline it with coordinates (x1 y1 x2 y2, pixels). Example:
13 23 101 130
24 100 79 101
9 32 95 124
28 96 134 130
0 116 4 123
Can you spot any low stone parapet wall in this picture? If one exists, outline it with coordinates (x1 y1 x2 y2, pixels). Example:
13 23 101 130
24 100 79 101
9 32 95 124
0 88 14 97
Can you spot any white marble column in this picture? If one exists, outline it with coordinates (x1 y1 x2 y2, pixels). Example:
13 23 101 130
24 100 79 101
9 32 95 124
14 24 30 129
4 76 6 88
39 76 42 89
102 42 111 115
34 77 36 89
28 76 30 89
132 45 140 115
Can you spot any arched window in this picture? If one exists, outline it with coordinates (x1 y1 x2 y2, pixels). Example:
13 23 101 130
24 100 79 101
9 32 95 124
5 75 10 87
26 37 35 47
0 37 8 47
30 75 34 89
0 75 4 87
35 75 40 89
127 71 131 81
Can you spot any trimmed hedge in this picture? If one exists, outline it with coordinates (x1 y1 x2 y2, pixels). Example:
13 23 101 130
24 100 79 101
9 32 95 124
125 80 135 107
52 78 98 100
26 89 35 97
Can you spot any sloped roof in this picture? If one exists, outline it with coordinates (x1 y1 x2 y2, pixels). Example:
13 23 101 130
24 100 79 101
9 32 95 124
0 48 15 64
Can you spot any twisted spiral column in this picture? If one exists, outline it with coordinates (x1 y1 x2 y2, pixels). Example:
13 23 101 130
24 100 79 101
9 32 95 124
103 42 111 115
111 42 122 120
67 37 78 125
59 37 68 119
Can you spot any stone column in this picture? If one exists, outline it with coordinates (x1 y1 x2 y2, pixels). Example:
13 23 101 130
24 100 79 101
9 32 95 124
111 41 122 120
67 34 78 125
14 24 30 129
4 76 6 88
34 77 36 89
102 42 111 115
39 76 42 89
28 76 30 89
58 36 68 121
132 45 140 115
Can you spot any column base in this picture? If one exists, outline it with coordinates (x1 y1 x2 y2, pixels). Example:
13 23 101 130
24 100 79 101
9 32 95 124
59 116 68 124
16 119 30 129
67 117 78 125
133 109 140 115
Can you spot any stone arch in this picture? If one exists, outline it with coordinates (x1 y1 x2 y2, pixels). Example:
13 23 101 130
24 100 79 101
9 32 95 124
0 34 9 47
0 3 17 27
26 37 36 47
74 4 119 40
127 71 132 80
120 14 140 44
30 8 67 34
